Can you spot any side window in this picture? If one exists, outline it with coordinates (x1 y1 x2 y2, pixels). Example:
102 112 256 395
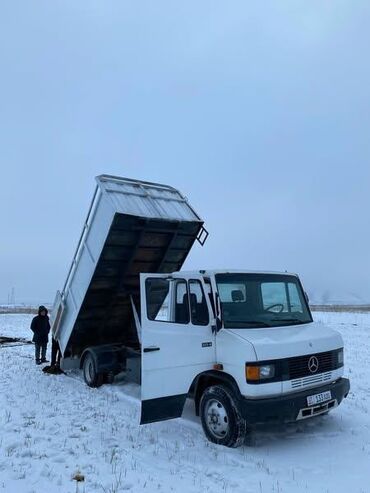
145 278 189 324
189 280 209 326
174 281 190 324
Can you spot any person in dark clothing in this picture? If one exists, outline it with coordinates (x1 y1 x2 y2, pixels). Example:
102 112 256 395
30 305 50 365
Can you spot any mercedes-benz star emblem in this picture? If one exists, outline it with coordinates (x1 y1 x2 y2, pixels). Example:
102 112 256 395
308 356 319 373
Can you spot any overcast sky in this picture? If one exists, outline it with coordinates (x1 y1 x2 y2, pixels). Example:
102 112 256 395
1 1 370 305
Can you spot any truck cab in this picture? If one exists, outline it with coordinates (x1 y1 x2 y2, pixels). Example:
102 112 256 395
140 270 350 447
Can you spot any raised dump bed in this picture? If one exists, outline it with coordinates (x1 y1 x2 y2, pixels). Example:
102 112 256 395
52 175 208 358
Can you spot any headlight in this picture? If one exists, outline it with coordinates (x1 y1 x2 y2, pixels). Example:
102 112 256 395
246 364 275 382
338 349 344 365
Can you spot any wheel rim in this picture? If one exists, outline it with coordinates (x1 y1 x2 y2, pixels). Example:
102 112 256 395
204 398 229 438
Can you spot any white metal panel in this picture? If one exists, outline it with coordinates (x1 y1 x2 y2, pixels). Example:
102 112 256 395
98 175 201 222
58 293 76 353
227 323 344 361
84 192 115 263
215 329 282 398
50 291 64 338
57 188 115 354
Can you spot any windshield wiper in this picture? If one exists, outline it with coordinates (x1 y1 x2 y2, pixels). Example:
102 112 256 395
271 318 305 324
226 320 271 327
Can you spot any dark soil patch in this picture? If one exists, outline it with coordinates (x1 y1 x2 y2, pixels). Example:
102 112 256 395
0 336 32 345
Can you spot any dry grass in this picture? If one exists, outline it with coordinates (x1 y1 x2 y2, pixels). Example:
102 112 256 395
310 304 370 313
0 306 38 315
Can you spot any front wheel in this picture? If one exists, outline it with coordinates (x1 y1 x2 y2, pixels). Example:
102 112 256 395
200 385 247 448
83 353 104 388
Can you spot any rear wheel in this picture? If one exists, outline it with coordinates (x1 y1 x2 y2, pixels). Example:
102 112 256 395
83 353 104 388
200 385 246 448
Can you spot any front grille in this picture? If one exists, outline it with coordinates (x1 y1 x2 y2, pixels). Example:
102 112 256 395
245 348 342 385
291 371 332 389
287 350 339 380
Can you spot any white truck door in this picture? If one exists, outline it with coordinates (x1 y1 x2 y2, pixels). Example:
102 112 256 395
140 272 216 424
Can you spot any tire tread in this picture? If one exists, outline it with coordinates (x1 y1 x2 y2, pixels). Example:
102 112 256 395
200 384 246 448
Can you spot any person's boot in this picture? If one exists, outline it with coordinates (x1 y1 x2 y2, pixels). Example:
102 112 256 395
41 358 49 363
36 359 42 365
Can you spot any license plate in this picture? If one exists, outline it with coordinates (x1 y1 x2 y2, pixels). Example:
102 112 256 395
307 390 332 407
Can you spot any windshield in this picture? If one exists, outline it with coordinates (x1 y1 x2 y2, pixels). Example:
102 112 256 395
216 273 312 328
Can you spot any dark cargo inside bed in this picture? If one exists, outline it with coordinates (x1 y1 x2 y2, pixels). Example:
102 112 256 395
66 213 203 355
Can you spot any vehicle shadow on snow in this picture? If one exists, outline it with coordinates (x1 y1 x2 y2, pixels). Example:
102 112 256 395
181 398 348 449
245 412 348 448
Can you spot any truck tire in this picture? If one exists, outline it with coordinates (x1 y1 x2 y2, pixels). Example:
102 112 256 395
83 353 104 388
200 385 246 448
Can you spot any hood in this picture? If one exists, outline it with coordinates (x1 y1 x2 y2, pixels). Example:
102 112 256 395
38 305 48 316
226 321 343 361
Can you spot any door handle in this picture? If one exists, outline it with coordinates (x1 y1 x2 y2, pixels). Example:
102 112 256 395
143 346 161 353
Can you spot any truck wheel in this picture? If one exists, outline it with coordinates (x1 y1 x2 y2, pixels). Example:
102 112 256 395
200 385 246 448
83 353 104 388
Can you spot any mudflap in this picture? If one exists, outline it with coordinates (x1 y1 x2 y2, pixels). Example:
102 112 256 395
140 394 187 424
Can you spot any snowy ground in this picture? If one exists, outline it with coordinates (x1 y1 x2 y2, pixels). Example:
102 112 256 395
0 312 369 493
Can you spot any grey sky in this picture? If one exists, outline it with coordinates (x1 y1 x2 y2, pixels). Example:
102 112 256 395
1 1 370 304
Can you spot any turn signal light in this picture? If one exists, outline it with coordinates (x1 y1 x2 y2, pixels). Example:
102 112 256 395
246 363 276 382
246 366 260 380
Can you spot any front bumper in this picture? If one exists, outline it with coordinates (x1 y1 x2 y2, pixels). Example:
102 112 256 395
240 377 350 425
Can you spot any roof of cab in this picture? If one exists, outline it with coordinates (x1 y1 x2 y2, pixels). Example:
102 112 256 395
166 269 299 277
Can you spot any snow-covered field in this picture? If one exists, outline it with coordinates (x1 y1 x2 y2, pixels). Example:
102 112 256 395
0 312 369 493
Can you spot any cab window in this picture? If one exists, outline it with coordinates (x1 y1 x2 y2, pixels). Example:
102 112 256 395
189 280 209 326
145 278 189 324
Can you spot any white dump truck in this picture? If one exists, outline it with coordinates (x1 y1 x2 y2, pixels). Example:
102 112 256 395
51 175 350 447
